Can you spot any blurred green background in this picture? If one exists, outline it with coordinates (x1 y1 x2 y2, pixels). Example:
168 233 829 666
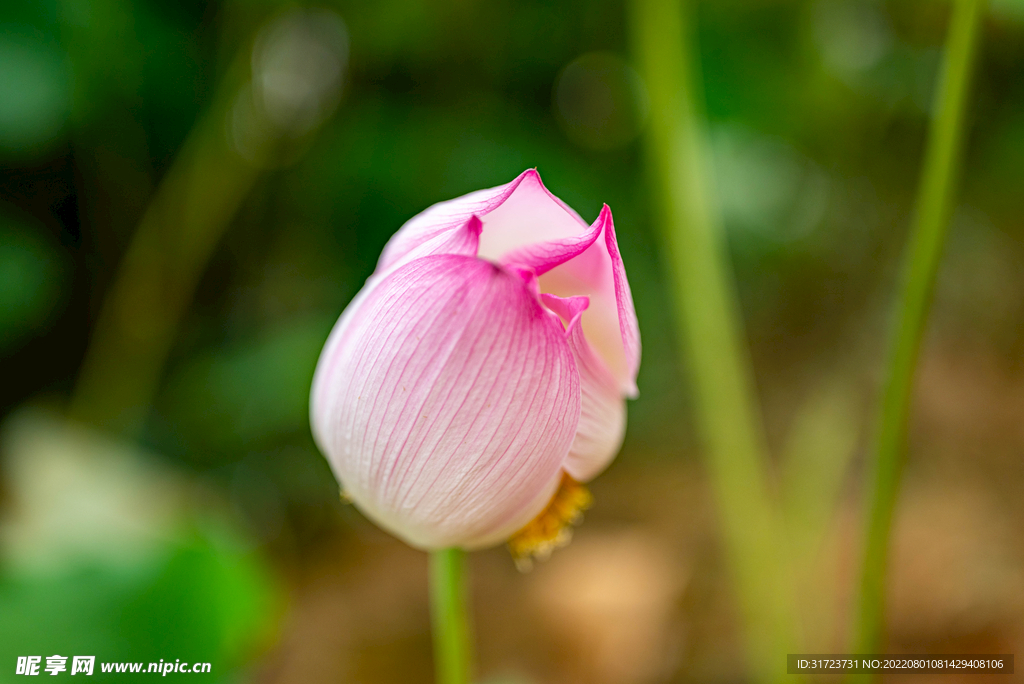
2 0 1024 682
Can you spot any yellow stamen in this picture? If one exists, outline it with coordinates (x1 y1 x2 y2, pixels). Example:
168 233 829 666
507 472 592 571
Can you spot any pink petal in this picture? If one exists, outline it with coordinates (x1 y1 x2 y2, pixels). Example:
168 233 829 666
379 169 589 275
376 169 640 395
497 214 603 276
378 214 483 278
310 254 581 549
377 170 544 273
475 169 589 262
542 293 626 482
310 217 485 403
604 213 642 385
537 205 640 396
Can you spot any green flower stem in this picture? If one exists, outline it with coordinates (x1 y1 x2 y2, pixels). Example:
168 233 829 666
429 548 472 684
630 0 796 679
68 48 261 436
853 0 986 666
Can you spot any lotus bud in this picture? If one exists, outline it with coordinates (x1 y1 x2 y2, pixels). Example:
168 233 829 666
310 170 640 565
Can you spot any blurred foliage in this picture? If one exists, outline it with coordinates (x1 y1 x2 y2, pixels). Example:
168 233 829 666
0 411 281 682
0 531 277 683
1 0 1023 680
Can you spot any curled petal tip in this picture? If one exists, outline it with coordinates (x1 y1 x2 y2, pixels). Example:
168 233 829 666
602 209 642 386
498 214 603 277
540 293 590 331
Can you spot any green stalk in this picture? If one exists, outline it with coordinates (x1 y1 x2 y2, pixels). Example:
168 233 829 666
853 0 986 666
429 549 472 684
68 45 261 435
629 0 796 679
68 5 345 436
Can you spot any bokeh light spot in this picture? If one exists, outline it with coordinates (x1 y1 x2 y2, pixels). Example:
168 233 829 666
554 52 648 151
0 30 70 156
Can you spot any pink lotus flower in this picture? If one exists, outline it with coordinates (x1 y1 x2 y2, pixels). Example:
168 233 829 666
310 170 640 560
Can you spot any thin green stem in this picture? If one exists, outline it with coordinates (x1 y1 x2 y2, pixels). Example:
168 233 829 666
629 0 796 680
853 0 985 668
68 48 261 436
429 548 472 684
